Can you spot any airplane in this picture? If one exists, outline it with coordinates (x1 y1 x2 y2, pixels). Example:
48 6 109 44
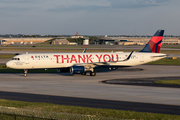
6 30 166 77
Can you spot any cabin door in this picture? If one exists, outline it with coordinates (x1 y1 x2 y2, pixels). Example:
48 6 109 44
140 55 144 62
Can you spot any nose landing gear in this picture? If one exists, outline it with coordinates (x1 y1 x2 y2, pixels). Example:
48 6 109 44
24 69 28 77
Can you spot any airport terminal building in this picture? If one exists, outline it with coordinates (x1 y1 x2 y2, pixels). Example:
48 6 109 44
0 38 52 45
95 37 180 45
0 36 180 45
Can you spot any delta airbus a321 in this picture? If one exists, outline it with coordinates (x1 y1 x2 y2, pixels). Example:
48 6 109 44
6 30 166 77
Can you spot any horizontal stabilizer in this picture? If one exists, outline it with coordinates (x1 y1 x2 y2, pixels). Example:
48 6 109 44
151 55 167 58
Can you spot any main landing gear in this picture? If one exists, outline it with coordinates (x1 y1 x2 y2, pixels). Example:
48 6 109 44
81 71 96 76
90 71 96 76
24 69 28 77
81 72 86 75
81 70 96 76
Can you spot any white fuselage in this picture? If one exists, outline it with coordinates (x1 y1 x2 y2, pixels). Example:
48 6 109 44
6 52 166 69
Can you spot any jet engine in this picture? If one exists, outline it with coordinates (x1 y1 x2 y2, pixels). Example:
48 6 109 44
57 68 70 73
70 66 85 74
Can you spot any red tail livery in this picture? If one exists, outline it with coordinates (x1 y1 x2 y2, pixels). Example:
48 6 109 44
140 30 164 53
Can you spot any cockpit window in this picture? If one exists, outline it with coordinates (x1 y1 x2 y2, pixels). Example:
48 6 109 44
12 58 20 60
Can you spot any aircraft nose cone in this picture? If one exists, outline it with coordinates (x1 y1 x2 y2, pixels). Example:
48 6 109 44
6 61 10 68
6 61 13 68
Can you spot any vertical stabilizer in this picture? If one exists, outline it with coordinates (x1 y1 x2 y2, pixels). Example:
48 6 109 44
140 30 164 53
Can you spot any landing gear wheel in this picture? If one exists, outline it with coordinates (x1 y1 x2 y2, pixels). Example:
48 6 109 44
81 72 86 75
24 73 27 77
90 72 96 76
24 69 28 77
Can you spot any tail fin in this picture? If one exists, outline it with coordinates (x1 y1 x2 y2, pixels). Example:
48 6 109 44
140 30 164 53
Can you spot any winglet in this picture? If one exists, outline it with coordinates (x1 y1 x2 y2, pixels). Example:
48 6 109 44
82 48 87 53
109 51 133 63
124 51 134 61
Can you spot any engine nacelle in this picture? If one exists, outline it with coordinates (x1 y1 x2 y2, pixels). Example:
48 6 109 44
70 66 85 74
57 68 70 73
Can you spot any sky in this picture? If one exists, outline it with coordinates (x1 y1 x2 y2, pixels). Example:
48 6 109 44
0 0 180 35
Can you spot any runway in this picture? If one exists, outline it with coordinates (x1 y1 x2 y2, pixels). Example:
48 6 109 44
0 65 180 115
0 91 179 115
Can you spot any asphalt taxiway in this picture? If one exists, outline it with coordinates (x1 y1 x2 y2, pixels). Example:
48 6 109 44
0 65 180 115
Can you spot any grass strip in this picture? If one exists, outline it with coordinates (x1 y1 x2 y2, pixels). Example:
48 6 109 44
0 65 57 73
155 80 180 85
0 106 103 120
161 50 180 54
162 45 180 49
0 99 179 120
163 47 180 49
0 54 15 59
147 58 180 65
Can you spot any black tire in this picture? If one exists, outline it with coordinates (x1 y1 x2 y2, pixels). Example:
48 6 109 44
81 72 86 75
90 72 96 76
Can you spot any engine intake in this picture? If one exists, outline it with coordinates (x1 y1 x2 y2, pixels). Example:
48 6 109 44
70 66 85 74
